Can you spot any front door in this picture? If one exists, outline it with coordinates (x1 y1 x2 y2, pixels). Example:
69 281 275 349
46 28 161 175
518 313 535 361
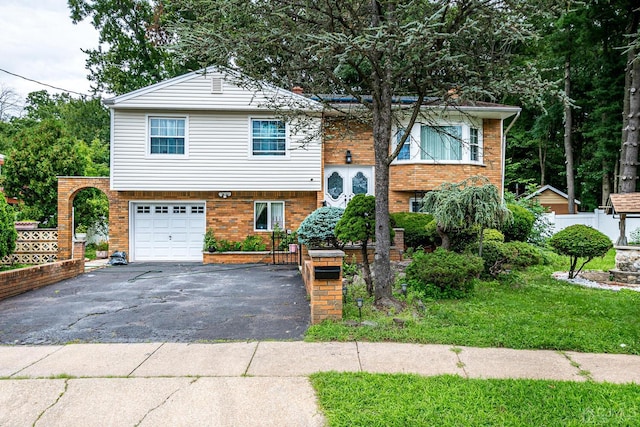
324 166 374 208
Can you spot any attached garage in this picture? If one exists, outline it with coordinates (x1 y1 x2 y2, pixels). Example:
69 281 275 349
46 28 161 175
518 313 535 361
131 202 206 261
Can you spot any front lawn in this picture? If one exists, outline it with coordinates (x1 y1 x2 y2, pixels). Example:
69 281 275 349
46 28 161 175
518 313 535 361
311 372 640 427
306 249 640 355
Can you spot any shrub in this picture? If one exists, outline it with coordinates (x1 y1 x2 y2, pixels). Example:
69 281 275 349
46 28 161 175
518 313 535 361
483 228 505 243
629 227 640 245
501 203 535 242
241 235 267 251
405 248 483 298
297 206 344 248
467 240 517 277
0 196 17 259
215 239 242 252
504 241 543 268
390 212 435 249
549 225 613 278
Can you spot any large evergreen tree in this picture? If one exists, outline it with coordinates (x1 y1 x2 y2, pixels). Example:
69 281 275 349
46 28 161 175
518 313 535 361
166 0 547 307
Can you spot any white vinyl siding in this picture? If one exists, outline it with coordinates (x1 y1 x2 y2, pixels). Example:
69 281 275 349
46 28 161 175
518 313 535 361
111 110 322 191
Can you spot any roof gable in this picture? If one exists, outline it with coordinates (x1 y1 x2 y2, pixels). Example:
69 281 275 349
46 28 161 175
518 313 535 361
524 185 581 205
104 66 322 112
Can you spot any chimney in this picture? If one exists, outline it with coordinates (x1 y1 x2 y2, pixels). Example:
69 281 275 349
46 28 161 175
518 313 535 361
292 86 303 95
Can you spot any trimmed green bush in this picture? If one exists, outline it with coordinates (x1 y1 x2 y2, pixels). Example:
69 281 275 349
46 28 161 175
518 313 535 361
483 228 505 243
405 248 483 298
241 235 267 251
504 241 543 268
297 206 344 248
549 225 612 278
467 240 517 277
390 212 435 249
502 203 535 242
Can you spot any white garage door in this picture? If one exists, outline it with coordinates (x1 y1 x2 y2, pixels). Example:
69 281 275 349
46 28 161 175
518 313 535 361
132 203 206 261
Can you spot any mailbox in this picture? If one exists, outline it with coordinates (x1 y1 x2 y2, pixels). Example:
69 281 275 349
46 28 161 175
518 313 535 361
314 265 341 280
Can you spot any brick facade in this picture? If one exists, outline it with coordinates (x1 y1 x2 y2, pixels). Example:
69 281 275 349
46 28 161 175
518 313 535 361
57 116 505 262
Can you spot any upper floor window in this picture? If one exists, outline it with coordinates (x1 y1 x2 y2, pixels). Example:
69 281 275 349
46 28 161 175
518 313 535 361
252 119 286 156
421 125 462 161
395 128 410 160
149 117 186 155
392 120 482 164
470 127 479 161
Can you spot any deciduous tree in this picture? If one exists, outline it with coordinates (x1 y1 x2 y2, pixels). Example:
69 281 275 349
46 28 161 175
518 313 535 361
166 0 545 307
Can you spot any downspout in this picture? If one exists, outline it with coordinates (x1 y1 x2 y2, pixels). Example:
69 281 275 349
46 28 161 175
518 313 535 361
501 110 521 201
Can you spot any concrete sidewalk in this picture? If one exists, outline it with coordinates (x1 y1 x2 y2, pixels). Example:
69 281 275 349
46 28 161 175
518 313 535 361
1 342 639 426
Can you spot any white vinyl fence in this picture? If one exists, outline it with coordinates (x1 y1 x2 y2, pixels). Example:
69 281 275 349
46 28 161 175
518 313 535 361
545 209 639 243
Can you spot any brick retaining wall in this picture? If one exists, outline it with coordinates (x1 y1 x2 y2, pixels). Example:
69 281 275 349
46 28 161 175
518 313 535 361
0 259 85 301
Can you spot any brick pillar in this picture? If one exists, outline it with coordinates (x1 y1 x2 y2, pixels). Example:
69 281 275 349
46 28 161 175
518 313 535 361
73 240 86 261
307 249 345 324
393 227 405 249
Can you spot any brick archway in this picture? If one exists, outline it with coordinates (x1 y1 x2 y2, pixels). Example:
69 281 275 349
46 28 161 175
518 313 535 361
57 177 121 260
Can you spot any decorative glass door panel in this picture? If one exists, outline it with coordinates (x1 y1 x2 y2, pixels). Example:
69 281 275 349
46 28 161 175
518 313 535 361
324 166 373 208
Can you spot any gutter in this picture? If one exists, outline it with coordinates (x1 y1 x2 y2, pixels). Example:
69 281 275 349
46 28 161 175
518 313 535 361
501 110 521 201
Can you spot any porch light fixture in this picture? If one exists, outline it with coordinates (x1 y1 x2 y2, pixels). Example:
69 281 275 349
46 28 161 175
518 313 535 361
218 191 231 199
356 297 363 320
345 150 352 164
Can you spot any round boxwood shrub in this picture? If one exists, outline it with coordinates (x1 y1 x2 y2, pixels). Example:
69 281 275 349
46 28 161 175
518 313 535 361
503 241 543 268
390 212 435 249
297 206 344 248
405 248 483 298
483 228 505 243
467 240 517 277
549 224 612 278
501 203 535 242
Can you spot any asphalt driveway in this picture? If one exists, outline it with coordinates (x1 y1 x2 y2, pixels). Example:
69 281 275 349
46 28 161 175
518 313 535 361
0 263 310 344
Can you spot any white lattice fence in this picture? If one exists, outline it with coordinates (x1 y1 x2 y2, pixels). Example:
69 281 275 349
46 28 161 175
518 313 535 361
1 229 58 265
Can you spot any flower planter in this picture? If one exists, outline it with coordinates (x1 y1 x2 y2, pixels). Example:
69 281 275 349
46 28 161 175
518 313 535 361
96 250 108 259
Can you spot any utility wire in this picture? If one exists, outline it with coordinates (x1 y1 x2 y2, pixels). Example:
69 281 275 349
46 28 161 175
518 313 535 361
0 67 90 97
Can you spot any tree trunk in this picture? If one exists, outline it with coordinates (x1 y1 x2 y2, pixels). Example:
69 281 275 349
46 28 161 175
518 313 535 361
361 240 373 296
539 143 546 186
620 53 640 193
564 57 576 213
602 158 611 207
437 224 450 250
619 10 639 193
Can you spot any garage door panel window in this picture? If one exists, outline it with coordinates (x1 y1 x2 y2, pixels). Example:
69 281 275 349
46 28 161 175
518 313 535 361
255 201 284 231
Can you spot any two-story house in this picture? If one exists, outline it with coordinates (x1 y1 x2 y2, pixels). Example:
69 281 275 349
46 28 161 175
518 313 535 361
57 67 519 262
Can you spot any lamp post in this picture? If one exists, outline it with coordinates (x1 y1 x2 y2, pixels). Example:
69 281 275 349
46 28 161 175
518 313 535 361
401 283 407 297
356 298 363 321
342 285 348 303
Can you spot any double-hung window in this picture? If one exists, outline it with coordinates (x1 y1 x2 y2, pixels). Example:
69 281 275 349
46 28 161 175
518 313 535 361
420 125 462 161
470 127 480 162
254 201 284 231
149 117 186 155
252 119 286 156
395 128 410 160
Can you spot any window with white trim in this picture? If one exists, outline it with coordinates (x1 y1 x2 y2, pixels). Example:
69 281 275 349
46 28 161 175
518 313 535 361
410 198 424 213
149 117 186 155
254 201 284 231
470 127 479 161
393 120 482 164
251 119 286 156
395 128 410 160
421 125 462 161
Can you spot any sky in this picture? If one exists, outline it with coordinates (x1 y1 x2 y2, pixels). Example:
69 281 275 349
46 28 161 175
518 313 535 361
0 0 100 101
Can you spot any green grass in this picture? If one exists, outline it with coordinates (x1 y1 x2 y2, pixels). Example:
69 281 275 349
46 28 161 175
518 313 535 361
311 372 640 427
306 249 640 354
0 263 31 272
